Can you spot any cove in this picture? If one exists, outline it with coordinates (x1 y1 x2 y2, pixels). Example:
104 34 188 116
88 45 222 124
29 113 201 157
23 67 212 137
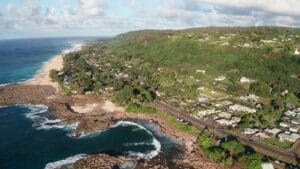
0 105 178 169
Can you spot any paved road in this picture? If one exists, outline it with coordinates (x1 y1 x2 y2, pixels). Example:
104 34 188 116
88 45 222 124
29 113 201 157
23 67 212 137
152 100 298 165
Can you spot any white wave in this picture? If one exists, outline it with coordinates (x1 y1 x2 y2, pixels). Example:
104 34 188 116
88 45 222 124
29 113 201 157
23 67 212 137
0 105 8 108
78 130 104 139
44 154 87 169
62 43 83 54
22 104 79 132
113 121 161 159
123 141 153 147
0 83 13 87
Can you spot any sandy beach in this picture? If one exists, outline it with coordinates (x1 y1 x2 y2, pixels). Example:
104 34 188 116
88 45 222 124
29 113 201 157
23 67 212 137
25 44 83 91
25 55 63 90
0 44 222 169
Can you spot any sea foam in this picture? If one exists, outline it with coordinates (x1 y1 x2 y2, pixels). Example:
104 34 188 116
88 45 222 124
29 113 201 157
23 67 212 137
22 104 79 133
113 121 162 159
44 154 87 169
62 43 83 54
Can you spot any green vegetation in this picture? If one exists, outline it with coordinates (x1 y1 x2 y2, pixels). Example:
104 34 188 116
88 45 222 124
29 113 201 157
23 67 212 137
242 154 263 169
263 137 293 150
158 111 199 135
52 27 300 151
197 134 262 168
125 103 199 135
126 103 156 114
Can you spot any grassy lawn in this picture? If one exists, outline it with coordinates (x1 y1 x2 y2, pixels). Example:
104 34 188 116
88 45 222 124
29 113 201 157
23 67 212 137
126 103 200 135
126 103 157 115
262 137 293 150
157 111 200 136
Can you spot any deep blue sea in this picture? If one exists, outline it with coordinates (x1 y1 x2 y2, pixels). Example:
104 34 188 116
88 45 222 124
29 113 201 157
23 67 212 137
0 38 178 169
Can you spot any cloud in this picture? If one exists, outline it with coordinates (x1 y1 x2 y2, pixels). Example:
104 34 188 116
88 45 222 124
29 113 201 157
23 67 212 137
79 0 107 16
0 0 300 39
200 0 300 17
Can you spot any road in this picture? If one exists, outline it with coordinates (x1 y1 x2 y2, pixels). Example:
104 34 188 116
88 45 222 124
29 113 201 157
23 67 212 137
152 100 298 165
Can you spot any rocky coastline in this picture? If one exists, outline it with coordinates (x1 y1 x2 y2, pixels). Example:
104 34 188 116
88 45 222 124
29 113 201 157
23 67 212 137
0 83 222 169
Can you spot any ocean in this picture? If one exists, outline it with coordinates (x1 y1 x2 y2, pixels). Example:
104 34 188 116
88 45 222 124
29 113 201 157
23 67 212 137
0 38 178 169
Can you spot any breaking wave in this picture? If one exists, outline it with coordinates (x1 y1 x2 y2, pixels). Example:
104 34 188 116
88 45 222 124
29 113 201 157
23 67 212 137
78 130 105 139
113 121 161 159
22 104 79 132
0 83 13 87
62 43 83 54
44 154 87 169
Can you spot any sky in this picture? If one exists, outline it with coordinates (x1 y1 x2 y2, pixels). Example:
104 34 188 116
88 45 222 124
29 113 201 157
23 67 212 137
0 0 300 39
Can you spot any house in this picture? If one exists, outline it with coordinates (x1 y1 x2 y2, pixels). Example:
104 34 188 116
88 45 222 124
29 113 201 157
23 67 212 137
279 133 300 142
281 89 289 97
218 112 232 119
262 162 274 169
231 117 241 123
229 104 256 114
216 119 237 127
264 128 281 136
222 100 233 106
284 110 296 117
291 119 300 125
240 77 252 83
279 122 291 128
240 94 259 103
244 128 260 135
214 76 226 81
290 126 299 133
294 48 300 55
243 43 251 48
196 69 206 74
198 97 209 104
198 109 218 117
253 132 270 139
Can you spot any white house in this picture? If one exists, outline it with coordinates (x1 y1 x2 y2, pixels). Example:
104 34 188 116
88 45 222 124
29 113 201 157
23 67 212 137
284 110 296 117
198 109 218 117
218 112 232 119
244 128 260 135
216 119 238 127
291 119 300 125
240 77 253 83
294 48 300 55
231 117 241 123
290 126 299 133
240 94 259 103
214 76 226 81
222 100 233 106
198 97 209 103
254 132 270 139
279 133 300 142
229 104 256 114
264 128 281 136
196 69 206 74
279 122 291 128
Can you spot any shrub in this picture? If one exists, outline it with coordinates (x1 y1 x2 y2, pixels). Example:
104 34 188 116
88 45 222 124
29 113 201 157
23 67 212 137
243 154 262 169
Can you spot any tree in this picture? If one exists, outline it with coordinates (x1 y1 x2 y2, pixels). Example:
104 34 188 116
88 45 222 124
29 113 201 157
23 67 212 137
112 86 134 105
221 140 245 156
243 154 262 169
49 69 61 83
197 134 214 149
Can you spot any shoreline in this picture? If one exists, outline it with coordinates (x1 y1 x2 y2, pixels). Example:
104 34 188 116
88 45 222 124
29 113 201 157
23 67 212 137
24 43 83 91
0 43 222 168
25 55 63 90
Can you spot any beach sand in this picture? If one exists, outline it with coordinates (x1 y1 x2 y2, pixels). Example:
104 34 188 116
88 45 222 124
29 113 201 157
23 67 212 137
25 43 83 91
25 55 63 91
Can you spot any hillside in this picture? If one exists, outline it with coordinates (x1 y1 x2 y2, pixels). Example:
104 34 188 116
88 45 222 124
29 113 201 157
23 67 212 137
53 27 300 152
